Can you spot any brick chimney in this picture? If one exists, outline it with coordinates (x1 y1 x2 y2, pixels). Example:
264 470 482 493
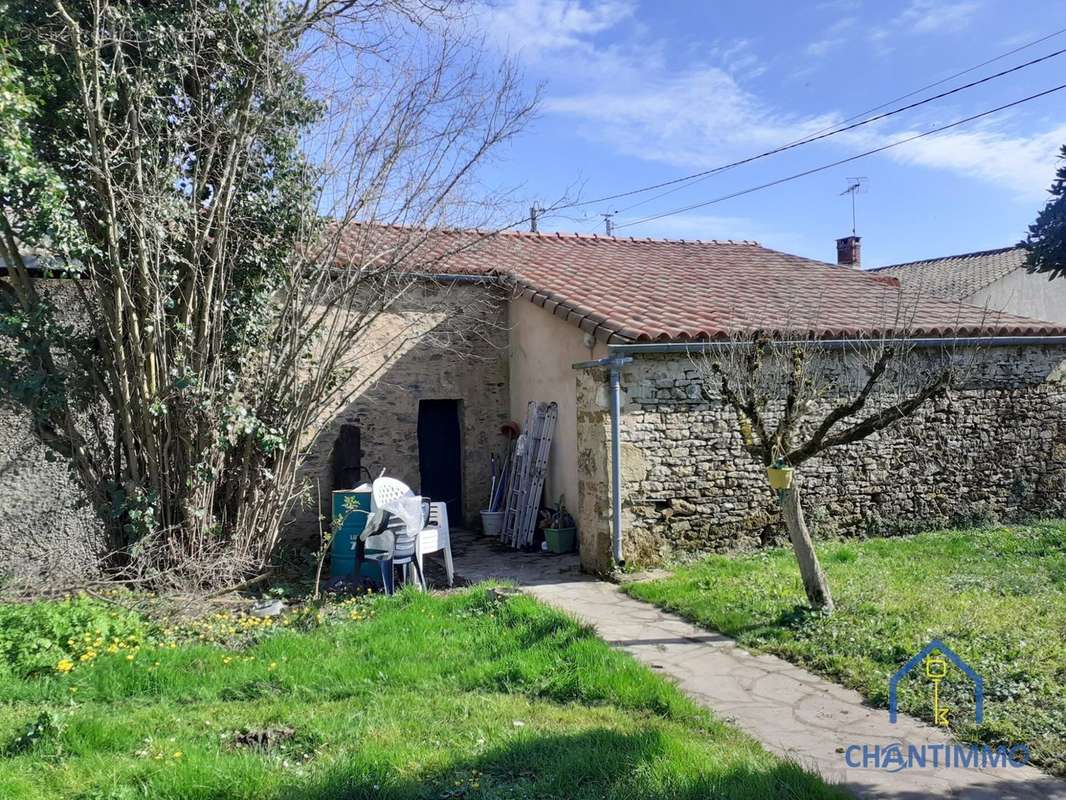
836 235 861 267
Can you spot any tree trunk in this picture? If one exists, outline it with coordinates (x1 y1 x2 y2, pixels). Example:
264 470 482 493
778 481 835 611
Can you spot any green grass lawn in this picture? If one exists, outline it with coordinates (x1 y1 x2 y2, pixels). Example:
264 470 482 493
0 588 844 800
624 521 1066 776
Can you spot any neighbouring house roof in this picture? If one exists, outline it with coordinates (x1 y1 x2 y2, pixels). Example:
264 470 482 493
869 246 1028 303
333 226 1066 343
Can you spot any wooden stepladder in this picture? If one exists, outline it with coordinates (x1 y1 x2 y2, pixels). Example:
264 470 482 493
501 401 558 548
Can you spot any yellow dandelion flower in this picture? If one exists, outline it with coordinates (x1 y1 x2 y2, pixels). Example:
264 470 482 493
56 659 75 673
267 661 277 671
173 751 183 758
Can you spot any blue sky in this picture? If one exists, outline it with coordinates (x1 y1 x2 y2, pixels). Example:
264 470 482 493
476 0 1066 266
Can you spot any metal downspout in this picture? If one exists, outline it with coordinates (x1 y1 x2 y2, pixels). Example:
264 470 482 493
573 355 632 566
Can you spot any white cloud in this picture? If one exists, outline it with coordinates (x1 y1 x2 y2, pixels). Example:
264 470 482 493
486 0 1059 200
477 0 634 59
708 37 767 79
805 16 857 58
866 26 894 53
866 1 980 53
544 67 839 169
896 0 981 34
806 38 841 57
879 123 1066 198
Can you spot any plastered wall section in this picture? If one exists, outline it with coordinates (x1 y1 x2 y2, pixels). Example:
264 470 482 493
507 299 606 513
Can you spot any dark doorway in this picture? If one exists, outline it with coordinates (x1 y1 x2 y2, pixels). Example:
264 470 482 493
332 424 362 490
417 399 463 524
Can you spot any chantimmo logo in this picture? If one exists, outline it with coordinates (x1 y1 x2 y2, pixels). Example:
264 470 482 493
889 638 982 726
842 639 1030 772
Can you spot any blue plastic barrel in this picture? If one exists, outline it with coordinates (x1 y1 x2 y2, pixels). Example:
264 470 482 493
330 486 375 579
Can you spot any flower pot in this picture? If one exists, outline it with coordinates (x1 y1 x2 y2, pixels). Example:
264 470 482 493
767 465 794 491
480 510 505 537
544 527 576 554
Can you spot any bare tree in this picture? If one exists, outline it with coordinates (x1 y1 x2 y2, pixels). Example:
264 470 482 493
697 322 969 611
0 0 534 586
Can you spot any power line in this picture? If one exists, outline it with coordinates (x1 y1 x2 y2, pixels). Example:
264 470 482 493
805 26 1066 136
613 82 1066 231
614 43 1066 215
597 44 1066 212
546 27 1066 217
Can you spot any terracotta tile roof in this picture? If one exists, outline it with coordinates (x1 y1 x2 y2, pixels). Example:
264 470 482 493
334 226 1066 343
870 246 1027 302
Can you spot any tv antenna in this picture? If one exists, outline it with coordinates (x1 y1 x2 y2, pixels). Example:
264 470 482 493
840 177 868 235
601 211 616 237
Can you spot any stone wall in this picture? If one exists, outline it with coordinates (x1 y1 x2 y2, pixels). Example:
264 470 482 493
0 407 104 583
575 345 1066 571
0 280 104 583
0 278 510 579
289 278 510 540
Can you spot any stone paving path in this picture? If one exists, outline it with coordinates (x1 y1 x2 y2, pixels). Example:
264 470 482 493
445 530 1066 800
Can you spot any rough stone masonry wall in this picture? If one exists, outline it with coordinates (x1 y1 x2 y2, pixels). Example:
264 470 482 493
289 279 510 541
0 408 104 583
576 345 1066 571
0 281 104 583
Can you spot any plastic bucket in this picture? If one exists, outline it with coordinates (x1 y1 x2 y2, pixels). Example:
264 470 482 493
544 527 576 554
767 466 795 491
480 510 504 537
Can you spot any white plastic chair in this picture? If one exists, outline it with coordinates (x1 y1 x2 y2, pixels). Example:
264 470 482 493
361 501 426 594
366 476 454 588
361 477 414 555
418 502 454 587
371 477 415 510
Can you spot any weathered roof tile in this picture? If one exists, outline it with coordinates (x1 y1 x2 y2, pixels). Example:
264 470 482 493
871 246 1026 301
335 226 1065 342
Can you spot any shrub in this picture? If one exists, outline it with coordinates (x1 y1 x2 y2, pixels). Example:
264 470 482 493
0 597 148 678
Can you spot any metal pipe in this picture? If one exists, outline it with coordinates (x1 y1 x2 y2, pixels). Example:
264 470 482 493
573 355 632 566
608 362 624 564
389 272 502 284
608 335 1066 355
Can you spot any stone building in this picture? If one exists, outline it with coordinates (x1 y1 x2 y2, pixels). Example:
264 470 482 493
421 229 1066 571
872 245 1066 325
4 227 1066 580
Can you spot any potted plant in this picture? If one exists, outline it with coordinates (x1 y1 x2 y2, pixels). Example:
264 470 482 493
541 497 576 554
766 459 794 490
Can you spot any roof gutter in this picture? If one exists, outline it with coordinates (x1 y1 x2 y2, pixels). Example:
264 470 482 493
572 355 632 567
608 335 1066 355
411 272 503 284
